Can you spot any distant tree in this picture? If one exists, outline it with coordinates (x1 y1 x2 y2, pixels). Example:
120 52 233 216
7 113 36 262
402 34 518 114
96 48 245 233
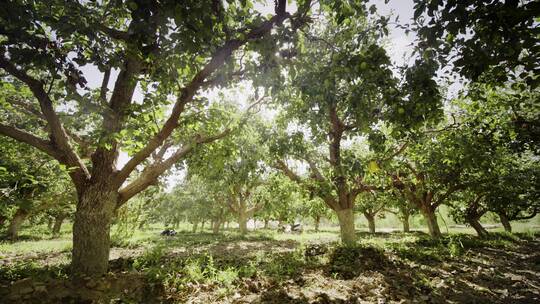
355 191 390 234
269 10 441 244
254 173 310 229
384 190 417 233
188 116 268 235
0 136 73 239
389 129 479 238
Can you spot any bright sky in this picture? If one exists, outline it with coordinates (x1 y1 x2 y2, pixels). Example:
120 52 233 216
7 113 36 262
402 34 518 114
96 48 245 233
78 1 419 190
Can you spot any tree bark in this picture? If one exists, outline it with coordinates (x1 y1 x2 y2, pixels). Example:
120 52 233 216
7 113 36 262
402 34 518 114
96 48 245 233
402 211 410 233
52 214 67 238
364 213 375 234
71 187 117 277
264 219 269 229
422 208 442 238
6 208 29 240
212 219 222 234
192 221 199 233
467 217 488 237
499 213 512 232
47 217 54 231
238 212 248 235
336 208 356 244
314 215 320 232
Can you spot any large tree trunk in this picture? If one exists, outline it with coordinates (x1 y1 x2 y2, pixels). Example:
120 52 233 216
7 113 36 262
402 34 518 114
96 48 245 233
364 213 375 234
6 208 29 240
264 219 269 229
499 213 512 232
71 187 117 277
52 214 67 238
467 217 488 237
238 212 248 235
422 208 442 238
336 208 356 244
192 221 199 233
314 215 320 232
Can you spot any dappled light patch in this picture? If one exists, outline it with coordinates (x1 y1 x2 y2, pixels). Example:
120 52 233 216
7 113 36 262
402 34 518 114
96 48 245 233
1 229 539 303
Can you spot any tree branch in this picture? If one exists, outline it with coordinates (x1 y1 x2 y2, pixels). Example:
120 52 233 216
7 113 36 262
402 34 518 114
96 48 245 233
116 3 292 185
0 55 90 184
274 159 304 184
0 123 62 159
117 129 230 206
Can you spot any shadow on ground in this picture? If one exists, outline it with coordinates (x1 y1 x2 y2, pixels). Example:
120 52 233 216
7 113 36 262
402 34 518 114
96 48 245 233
1 231 539 303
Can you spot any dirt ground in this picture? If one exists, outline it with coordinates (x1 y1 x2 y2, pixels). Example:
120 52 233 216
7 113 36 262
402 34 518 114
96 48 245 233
1 231 539 303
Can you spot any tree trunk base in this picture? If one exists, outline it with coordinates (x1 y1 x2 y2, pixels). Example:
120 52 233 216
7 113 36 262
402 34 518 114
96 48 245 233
336 208 356 244
423 209 442 238
71 189 116 277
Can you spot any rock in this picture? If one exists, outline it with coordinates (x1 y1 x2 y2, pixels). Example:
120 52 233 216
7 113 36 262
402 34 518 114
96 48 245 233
11 278 34 295
34 284 48 293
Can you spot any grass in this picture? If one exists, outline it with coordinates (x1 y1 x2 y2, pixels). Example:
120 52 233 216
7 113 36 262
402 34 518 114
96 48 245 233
0 221 538 303
1 217 538 257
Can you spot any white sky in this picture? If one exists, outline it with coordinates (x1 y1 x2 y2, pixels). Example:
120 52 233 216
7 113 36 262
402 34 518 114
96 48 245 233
78 1 419 191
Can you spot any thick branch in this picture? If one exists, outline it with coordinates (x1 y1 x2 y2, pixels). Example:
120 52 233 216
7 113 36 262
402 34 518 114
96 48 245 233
117 129 230 206
0 56 90 183
116 3 291 185
0 123 61 159
304 156 325 181
433 184 464 208
275 159 304 184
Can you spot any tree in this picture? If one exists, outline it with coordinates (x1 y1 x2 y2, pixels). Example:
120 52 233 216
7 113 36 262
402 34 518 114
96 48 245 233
269 7 441 243
355 191 389 234
449 82 540 233
389 129 477 238
0 0 312 276
485 154 540 233
449 190 489 237
254 173 305 229
413 0 540 87
384 190 417 233
0 136 73 239
188 115 268 235
301 196 331 232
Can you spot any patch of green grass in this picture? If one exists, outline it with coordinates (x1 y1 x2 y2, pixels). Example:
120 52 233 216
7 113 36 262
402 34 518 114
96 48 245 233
0 261 69 283
0 237 72 255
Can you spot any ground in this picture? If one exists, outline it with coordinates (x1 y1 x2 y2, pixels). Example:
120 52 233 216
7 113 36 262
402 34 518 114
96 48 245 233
0 224 539 303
